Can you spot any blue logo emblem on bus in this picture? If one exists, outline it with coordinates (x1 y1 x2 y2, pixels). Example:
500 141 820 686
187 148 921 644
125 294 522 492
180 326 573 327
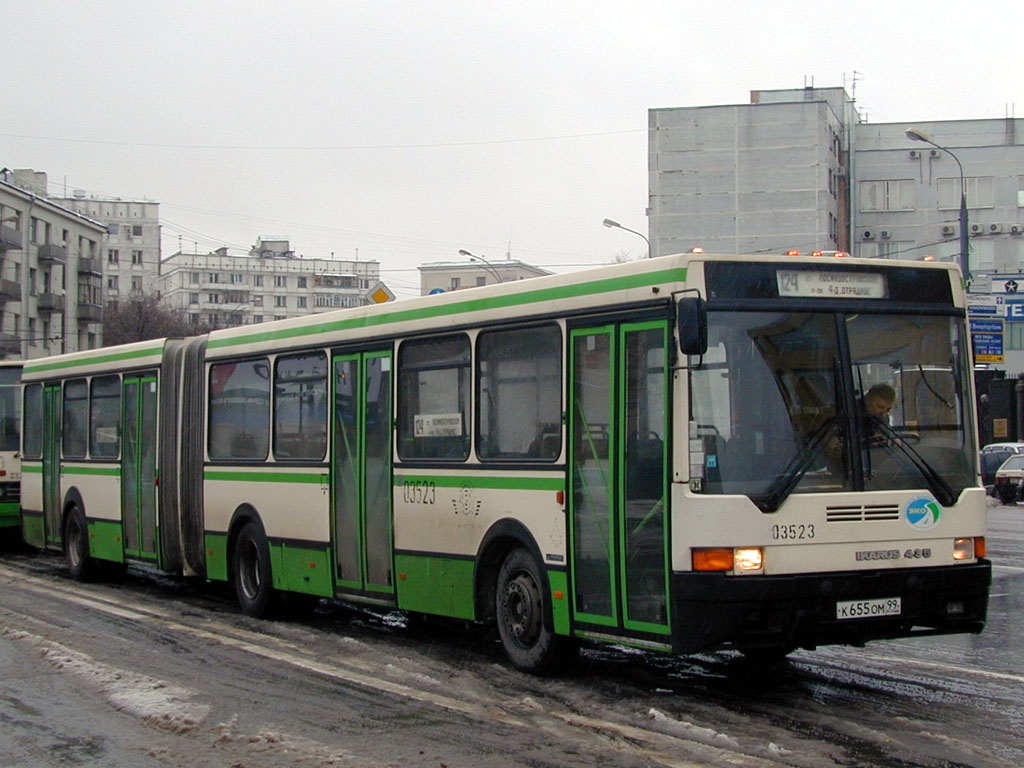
905 497 941 531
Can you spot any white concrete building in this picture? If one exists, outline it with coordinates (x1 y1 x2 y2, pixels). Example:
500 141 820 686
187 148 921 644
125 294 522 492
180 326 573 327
158 239 384 327
649 86 1024 372
50 188 161 302
418 259 550 295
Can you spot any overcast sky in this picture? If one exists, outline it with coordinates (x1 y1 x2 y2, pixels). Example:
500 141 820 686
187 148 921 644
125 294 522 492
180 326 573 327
4 0 1020 296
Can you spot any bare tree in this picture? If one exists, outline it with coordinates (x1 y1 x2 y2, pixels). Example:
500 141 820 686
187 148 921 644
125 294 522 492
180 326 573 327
102 293 213 347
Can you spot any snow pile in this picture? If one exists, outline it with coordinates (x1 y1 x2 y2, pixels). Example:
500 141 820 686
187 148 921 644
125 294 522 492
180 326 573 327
645 707 741 749
9 627 211 732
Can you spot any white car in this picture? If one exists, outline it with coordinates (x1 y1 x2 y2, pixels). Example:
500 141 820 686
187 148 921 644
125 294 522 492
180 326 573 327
993 453 1024 504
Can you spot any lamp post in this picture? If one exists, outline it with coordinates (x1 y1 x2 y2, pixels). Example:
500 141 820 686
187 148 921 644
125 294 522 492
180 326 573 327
905 127 970 283
457 249 503 283
602 218 650 257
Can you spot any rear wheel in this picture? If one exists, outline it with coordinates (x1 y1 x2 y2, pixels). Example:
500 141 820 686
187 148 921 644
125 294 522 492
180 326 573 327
64 506 97 582
495 548 575 674
998 485 1016 505
232 520 279 618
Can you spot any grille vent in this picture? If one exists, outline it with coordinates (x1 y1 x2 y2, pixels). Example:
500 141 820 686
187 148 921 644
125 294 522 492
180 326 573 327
826 504 899 523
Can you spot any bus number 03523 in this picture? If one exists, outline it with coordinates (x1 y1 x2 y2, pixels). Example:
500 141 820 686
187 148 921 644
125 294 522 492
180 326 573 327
772 524 815 540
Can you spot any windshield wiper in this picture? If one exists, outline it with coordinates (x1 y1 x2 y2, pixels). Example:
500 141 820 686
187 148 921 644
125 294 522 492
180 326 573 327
755 415 838 513
868 418 957 506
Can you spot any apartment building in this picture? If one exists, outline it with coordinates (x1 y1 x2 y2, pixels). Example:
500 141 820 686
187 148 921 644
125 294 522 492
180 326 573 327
649 86 1024 371
0 172 107 357
50 188 162 301
158 239 385 327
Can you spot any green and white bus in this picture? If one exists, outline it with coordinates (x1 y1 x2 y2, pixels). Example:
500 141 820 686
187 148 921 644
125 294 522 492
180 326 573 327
0 361 22 531
19 253 991 671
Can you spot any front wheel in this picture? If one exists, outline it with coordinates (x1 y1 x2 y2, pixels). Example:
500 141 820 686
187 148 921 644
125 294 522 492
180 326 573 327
495 548 575 674
232 520 279 618
64 505 97 582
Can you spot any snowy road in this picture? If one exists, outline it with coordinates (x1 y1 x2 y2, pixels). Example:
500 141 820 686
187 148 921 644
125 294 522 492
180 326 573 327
0 504 1020 768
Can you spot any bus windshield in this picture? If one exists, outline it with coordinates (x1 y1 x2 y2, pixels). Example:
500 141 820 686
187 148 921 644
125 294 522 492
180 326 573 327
690 310 976 510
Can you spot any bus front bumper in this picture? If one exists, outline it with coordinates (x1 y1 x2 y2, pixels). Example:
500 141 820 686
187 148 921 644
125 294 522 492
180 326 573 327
670 561 992 655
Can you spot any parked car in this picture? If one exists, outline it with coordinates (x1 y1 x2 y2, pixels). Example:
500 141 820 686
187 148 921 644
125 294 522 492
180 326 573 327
980 442 1024 495
994 454 1024 504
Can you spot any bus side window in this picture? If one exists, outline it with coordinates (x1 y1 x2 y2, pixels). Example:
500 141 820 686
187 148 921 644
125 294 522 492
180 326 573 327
397 335 471 461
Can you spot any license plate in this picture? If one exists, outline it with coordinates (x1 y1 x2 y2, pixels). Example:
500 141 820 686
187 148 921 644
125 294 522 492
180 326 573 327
836 597 901 620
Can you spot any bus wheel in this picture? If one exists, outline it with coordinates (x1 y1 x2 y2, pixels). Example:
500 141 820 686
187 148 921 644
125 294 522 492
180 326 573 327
232 521 278 618
64 506 96 582
495 548 571 674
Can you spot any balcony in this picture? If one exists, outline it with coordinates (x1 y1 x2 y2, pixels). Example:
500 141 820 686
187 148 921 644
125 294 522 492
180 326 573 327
77 257 102 276
37 243 67 264
0 334 19 357
77 302 102 323
0 225 20 252
0 279 20 304
38 292 66 314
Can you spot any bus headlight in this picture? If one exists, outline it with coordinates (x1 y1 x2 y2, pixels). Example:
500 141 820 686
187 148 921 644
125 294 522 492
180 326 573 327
953 537 984 561
734 547 764 572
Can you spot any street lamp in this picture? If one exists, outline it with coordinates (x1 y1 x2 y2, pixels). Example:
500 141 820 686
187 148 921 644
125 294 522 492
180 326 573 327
457 249 503 283
602 218 650 256
905 127 970 282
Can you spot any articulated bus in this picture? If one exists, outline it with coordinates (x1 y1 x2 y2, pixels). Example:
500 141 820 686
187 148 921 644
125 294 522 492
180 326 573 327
0 361 22 532
19 253 990 671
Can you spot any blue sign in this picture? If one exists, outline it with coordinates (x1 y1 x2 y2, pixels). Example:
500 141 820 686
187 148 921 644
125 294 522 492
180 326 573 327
970 319 1004 334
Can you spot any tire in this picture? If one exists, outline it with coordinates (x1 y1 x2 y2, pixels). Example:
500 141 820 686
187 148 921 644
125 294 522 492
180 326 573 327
495 548 574 674
232 520 279 618
64 506 97 582
998 487 1016 505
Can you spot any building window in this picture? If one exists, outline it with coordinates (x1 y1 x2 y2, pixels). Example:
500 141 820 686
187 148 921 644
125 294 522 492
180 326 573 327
274 296 287 308
254 275 264 287
1018 176 1024 207
131 250 143 264
450 277 461 290
252 295 263 307
938 177 994 209
398 335 471 460
108 276 119 291
860 179 915 212
208 273 220 284
189 272 200 284
189 292 199 304
275 275 287 288
476 276 486 286
131 276 143 291
231 273 244 283
296 296 307 308
108 249 119 263
29 268 37 296
1006 323 1024 351
132 225 143 237
253 314 263 324
297 277 307 288
208 292 221 304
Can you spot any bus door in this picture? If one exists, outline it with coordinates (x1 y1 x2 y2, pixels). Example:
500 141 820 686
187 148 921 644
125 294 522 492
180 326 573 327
569 321 671 636
332 350 394 597
122 375 159 561
42 384 62 546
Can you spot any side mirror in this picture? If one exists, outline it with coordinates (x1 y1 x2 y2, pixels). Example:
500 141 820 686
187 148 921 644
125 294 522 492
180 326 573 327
677 297 707 356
